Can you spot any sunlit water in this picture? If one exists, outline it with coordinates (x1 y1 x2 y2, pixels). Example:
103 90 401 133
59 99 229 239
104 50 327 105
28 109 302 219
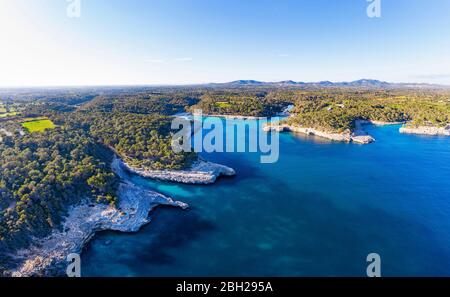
82 119 450 276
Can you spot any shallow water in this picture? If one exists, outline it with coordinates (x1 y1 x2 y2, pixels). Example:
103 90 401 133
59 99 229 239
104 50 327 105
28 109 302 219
82 120 450 276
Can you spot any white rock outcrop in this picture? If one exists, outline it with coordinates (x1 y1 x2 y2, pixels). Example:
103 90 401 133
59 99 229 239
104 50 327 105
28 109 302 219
119 157 236 184
400 125 450 136
263 122 375 144
191 112 266 120
9 181 188 277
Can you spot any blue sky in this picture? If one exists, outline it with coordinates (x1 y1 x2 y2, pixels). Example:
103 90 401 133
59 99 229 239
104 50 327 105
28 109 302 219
1 0 449 86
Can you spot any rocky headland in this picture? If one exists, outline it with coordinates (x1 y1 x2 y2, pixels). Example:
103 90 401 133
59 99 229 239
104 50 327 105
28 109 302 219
191 112 267 120
400 124 450 136
6 158 188 277
119 157 236 184
263 120 375 144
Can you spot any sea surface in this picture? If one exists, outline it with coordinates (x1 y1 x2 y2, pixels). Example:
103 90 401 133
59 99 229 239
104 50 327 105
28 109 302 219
82 119 450 276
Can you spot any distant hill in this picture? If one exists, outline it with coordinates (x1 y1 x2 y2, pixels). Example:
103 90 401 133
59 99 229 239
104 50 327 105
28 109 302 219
209 79 446 89
335 79 391 88
226 80 266 85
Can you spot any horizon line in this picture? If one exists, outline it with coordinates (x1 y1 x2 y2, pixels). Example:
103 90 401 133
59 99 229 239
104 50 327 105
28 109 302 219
0 79 449 89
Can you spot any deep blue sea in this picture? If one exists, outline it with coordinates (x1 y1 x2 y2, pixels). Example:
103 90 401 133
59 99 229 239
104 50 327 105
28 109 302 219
82 119 450 276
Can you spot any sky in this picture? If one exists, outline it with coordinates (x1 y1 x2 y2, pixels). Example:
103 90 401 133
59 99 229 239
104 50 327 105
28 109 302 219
0 0 449 87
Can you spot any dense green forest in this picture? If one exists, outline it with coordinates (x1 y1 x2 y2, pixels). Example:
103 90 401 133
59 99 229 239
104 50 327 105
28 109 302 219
184 87 449 129
188 91 289 116
80 93 200 115
0 89 199 266
284 89 450 132
0 124 118 256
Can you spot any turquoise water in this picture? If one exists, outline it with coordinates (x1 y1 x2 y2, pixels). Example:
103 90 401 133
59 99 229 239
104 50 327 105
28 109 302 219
82 119 450 276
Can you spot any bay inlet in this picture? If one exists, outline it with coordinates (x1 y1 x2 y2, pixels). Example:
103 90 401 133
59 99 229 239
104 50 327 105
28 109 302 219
82 118 450 276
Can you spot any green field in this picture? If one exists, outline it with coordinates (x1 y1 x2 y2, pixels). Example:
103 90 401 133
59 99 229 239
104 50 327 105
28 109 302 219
22 119 56 133
216 101 232 108
0 112 18 118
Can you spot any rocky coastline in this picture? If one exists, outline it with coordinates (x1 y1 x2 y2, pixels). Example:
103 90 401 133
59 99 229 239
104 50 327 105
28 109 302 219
6 154 234 276
358 120 406 126
263 120 375 144
6 158 188 277
400 124 450 136
119 157 236 184
264 118 450 141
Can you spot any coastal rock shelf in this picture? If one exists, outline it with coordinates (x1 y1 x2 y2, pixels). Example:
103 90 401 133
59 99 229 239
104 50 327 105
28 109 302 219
119 157 236 184
7 155 234 275
263 123 375 144
400 125 450 136
9 181 188 277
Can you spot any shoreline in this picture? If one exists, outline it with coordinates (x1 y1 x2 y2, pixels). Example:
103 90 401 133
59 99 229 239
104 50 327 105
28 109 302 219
188 104 294 120
180 111 449 140
400 125 450 136
264 118 450 140
119 156 236 184
192 112 269 120
263 120 376 144
358 120 405 126
7 153 235 275
7 157 188 277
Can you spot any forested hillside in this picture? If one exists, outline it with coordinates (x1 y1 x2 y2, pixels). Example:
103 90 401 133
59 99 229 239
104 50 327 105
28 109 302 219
56 112 196 170
188 91 289 116
0 125 118 257
0 88 200 266
285 89 450 132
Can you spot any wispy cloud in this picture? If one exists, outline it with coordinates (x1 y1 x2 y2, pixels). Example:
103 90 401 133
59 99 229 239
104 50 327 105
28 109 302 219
278 54 290 57
416 74 450 80
174 57 193 62
144 59 165 63
144 57 194 63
